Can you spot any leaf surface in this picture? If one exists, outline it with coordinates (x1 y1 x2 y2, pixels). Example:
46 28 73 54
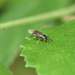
0 62 13 75
21 20 75 75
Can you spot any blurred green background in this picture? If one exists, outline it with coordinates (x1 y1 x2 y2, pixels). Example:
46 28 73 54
0 0 75 75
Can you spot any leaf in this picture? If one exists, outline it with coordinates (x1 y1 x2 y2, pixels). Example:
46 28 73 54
0 0 7 9
21 20 75 75
0 0 69 66
0 62 13 75
0 0 68 22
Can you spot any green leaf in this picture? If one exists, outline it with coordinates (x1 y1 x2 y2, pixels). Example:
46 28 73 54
0 0 69 22
21 20 75 75
0 62 13 75
0 0 7 9
0 0 69 66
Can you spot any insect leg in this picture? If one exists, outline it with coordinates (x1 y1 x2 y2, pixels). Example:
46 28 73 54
49 38 53 42
44 38 53 42
36 38 41 44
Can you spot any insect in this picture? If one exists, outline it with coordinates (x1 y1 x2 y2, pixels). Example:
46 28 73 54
28 29 52 43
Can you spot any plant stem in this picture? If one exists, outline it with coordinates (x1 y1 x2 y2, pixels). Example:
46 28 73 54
0 4 75 30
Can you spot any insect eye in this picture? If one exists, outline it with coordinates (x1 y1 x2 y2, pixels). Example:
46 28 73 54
42 34 46 37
